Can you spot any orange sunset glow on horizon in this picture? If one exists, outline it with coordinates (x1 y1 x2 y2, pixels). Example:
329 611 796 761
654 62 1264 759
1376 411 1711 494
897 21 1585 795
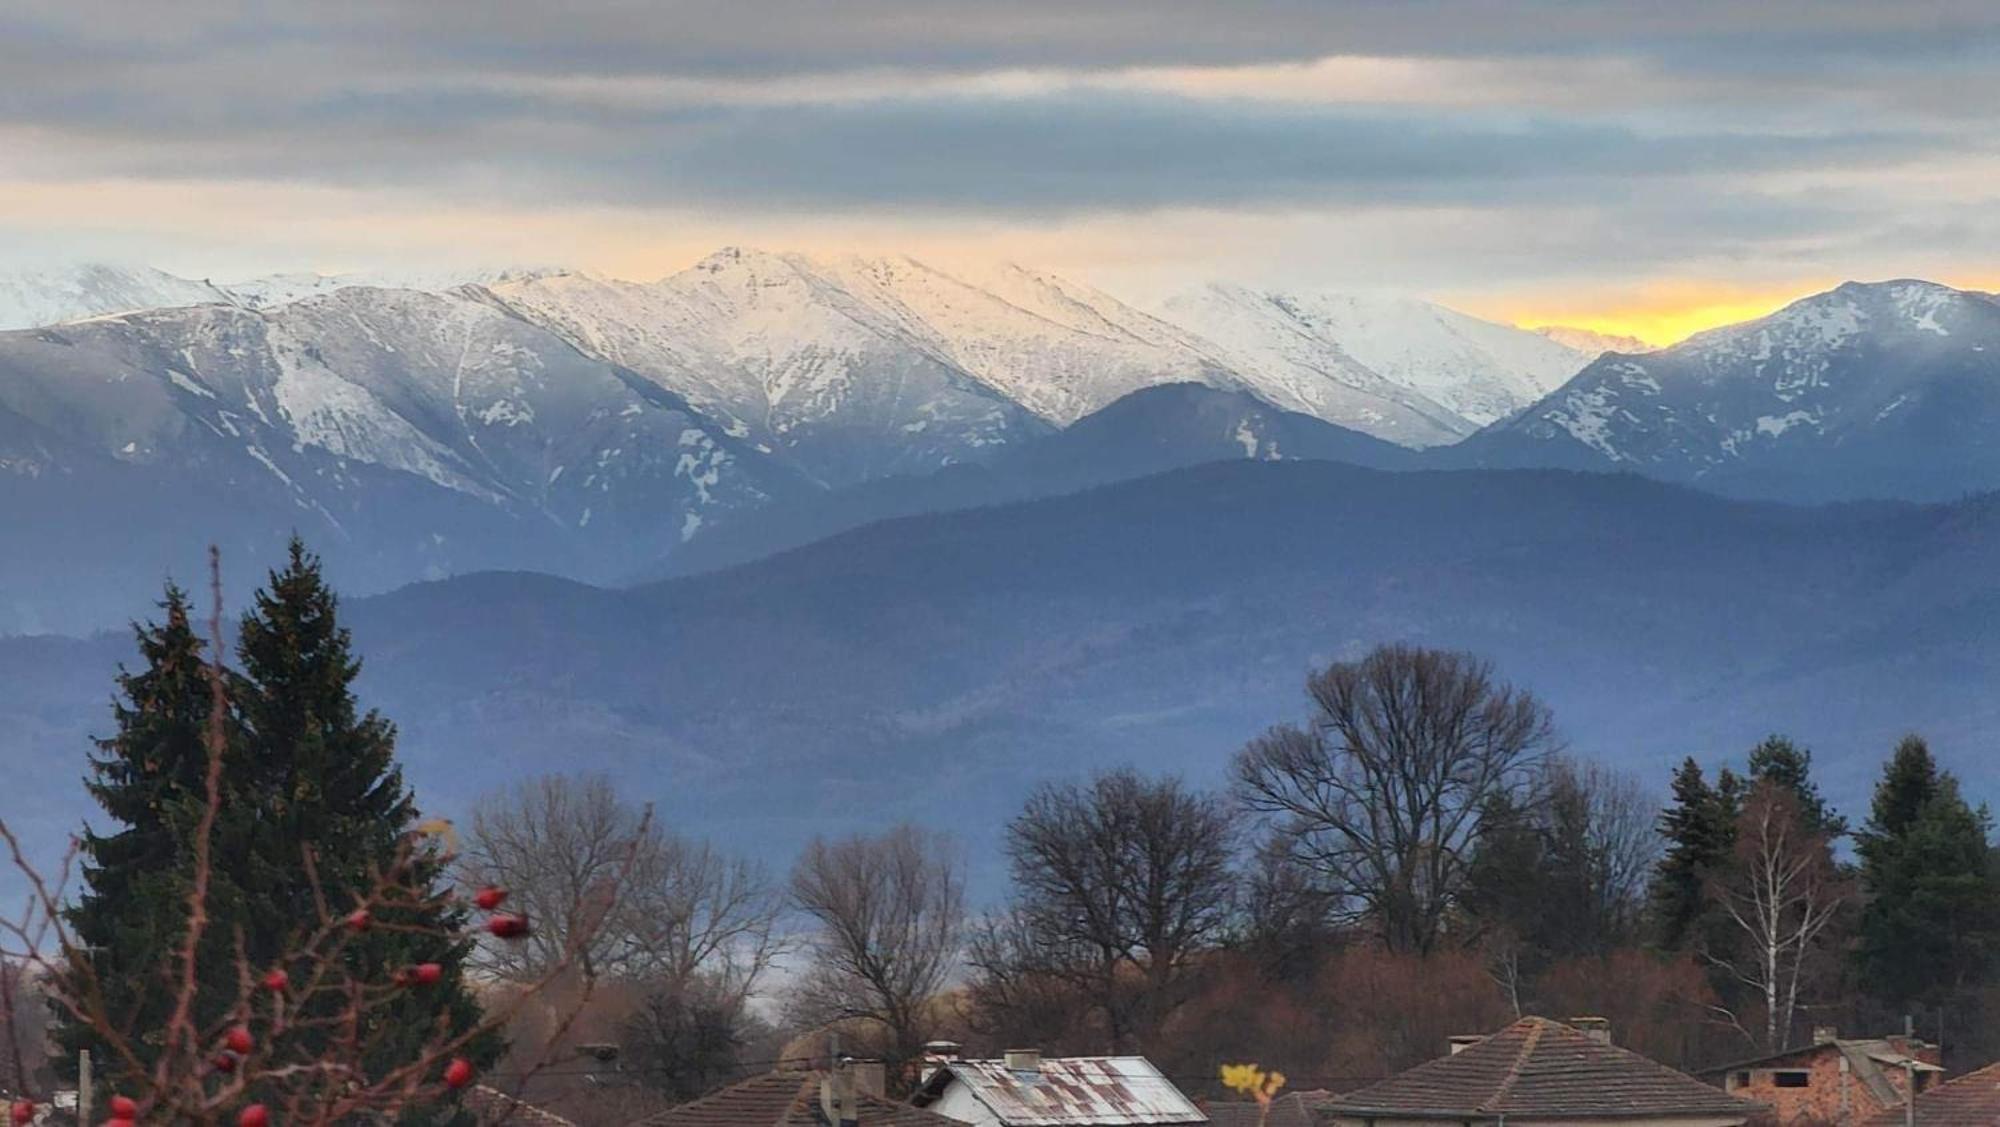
1470 274 2000 349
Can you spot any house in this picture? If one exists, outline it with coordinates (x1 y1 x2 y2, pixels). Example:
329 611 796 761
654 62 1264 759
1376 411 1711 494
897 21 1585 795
1699 1030 1942 1127
461 1084 578 1127
909 1049 1208 1126
1323 1016 1760 1127
1859 1059 2000 1127
1203 1091 1333 1127
635 1064 964 1127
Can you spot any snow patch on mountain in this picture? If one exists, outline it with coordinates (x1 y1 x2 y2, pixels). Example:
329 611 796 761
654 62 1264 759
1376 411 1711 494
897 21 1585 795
1157 284 1587 437
0 264 229 330
1462 280 2000 501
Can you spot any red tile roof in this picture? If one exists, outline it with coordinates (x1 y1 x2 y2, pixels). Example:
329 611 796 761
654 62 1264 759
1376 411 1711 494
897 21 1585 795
462 1085 577 1127
1326 1017 1759 1121
635 1069 964 1127
1861 1061 2000 1127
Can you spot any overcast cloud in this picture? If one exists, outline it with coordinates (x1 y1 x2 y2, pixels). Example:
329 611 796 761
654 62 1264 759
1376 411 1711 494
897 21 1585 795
3 0 1996 325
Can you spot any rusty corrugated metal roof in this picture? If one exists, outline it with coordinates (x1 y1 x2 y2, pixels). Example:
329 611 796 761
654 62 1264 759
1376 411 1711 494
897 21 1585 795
923 1057 1207 1126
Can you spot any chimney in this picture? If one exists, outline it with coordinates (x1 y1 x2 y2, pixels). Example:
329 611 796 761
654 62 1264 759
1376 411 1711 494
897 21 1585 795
1571 1017 1612 1045
1814 1026 1840 1045
821 1059 858 1127
1448 1035 1484 1055
853 1060 887 1100
1005 1049 1042 1075
921 1041 963 1084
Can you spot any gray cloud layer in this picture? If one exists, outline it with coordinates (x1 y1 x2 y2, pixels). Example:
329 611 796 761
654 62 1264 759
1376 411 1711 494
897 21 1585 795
3 0 1996 290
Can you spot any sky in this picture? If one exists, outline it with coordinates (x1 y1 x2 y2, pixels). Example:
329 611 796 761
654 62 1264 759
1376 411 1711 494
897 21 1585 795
4 0 1999 343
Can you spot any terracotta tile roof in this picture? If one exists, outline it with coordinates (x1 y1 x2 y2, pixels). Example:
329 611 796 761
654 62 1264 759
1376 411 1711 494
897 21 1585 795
1861 1061 2000 1127
1204 1092 1331 1127
634 1069 964 1127
1325 1017 1759 1121
462 1085 577 1127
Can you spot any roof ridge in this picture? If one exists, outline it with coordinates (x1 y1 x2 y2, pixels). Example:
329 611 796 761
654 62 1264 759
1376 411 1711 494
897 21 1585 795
631 1070 814 1127
1485 1017 1547 1112
780 1072 818 1127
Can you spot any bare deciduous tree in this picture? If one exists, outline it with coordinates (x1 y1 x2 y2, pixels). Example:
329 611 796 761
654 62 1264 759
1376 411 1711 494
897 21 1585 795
1544 757 1661 945
975 769 1235 1050
1705 780 1851 1051
787 825 963 1069
462 774 782 1002
1234 644 1555 954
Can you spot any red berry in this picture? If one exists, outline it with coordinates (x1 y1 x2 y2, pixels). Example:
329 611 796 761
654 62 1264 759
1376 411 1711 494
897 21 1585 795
261 969 288 992
239 1105 269 1127
213 1054 237 1074
472 886 507 911
11 1100 33 1126
443 1057 474 1090
414 962 443 985
345 909 371 932
107 1097 137 1119
485 913 529 939
225 1027 253 1055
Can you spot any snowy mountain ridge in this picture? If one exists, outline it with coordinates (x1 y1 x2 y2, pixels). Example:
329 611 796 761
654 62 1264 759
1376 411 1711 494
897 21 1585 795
0 254 1597 460
1454 279 2000 501
0 262 570 331
1158 284 1590 432
0 286 807 630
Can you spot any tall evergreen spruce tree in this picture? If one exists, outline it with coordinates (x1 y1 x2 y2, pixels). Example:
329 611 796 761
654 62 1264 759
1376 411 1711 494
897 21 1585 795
1855 735 2000 1011
59 543 496 1099
1649 758 1738 951
233 539 495 1080
1746 735 1847 837
58 585 246 1074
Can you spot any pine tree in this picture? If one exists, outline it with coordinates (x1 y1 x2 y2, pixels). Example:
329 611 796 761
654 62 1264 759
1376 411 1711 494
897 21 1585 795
1869 735 1940 841
59 546 498 1099
233 538 495 1078
1855 735 2000 1009
56 585 245 1073
1649 758 1737 951
1747 735 1847 837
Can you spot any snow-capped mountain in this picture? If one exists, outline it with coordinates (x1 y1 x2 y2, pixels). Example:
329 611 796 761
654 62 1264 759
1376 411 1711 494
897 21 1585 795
0 264 233 330
223 266 567 309
1158 285 1590 434
478 250 1489 481
0 262 567 330
1534 325 1657 355
0 287 804 631
474 251 1066 488
1455 280 2000 501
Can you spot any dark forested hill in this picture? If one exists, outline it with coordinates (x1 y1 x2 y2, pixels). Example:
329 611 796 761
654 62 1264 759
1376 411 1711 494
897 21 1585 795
5 460 1998 891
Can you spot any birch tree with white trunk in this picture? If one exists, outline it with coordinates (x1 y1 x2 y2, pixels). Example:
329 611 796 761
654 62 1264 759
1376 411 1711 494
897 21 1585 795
1708 780 1851 1051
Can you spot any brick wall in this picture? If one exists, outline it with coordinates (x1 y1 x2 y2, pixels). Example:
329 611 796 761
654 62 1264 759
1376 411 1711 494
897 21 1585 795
1723 1044 1937 1127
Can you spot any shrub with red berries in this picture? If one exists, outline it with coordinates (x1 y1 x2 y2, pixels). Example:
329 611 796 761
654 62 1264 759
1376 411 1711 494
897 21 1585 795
0 550 647 1127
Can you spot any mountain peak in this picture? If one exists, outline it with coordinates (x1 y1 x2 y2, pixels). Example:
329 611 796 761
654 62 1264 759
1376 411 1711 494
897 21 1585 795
1464 276 2000 502
1533 325 1656 355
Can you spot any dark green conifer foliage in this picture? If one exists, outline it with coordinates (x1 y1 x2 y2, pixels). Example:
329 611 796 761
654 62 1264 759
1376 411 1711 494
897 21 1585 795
1746 735 1846 837
56 585 244 1074
58 545 497 1098
1855 735 2000 1010
1649 757 1737 951
233 538 495 1077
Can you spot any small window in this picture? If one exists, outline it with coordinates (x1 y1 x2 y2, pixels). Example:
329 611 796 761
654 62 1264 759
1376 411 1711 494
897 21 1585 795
1733 1072 1752 1089
1774 1072 1811 1088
